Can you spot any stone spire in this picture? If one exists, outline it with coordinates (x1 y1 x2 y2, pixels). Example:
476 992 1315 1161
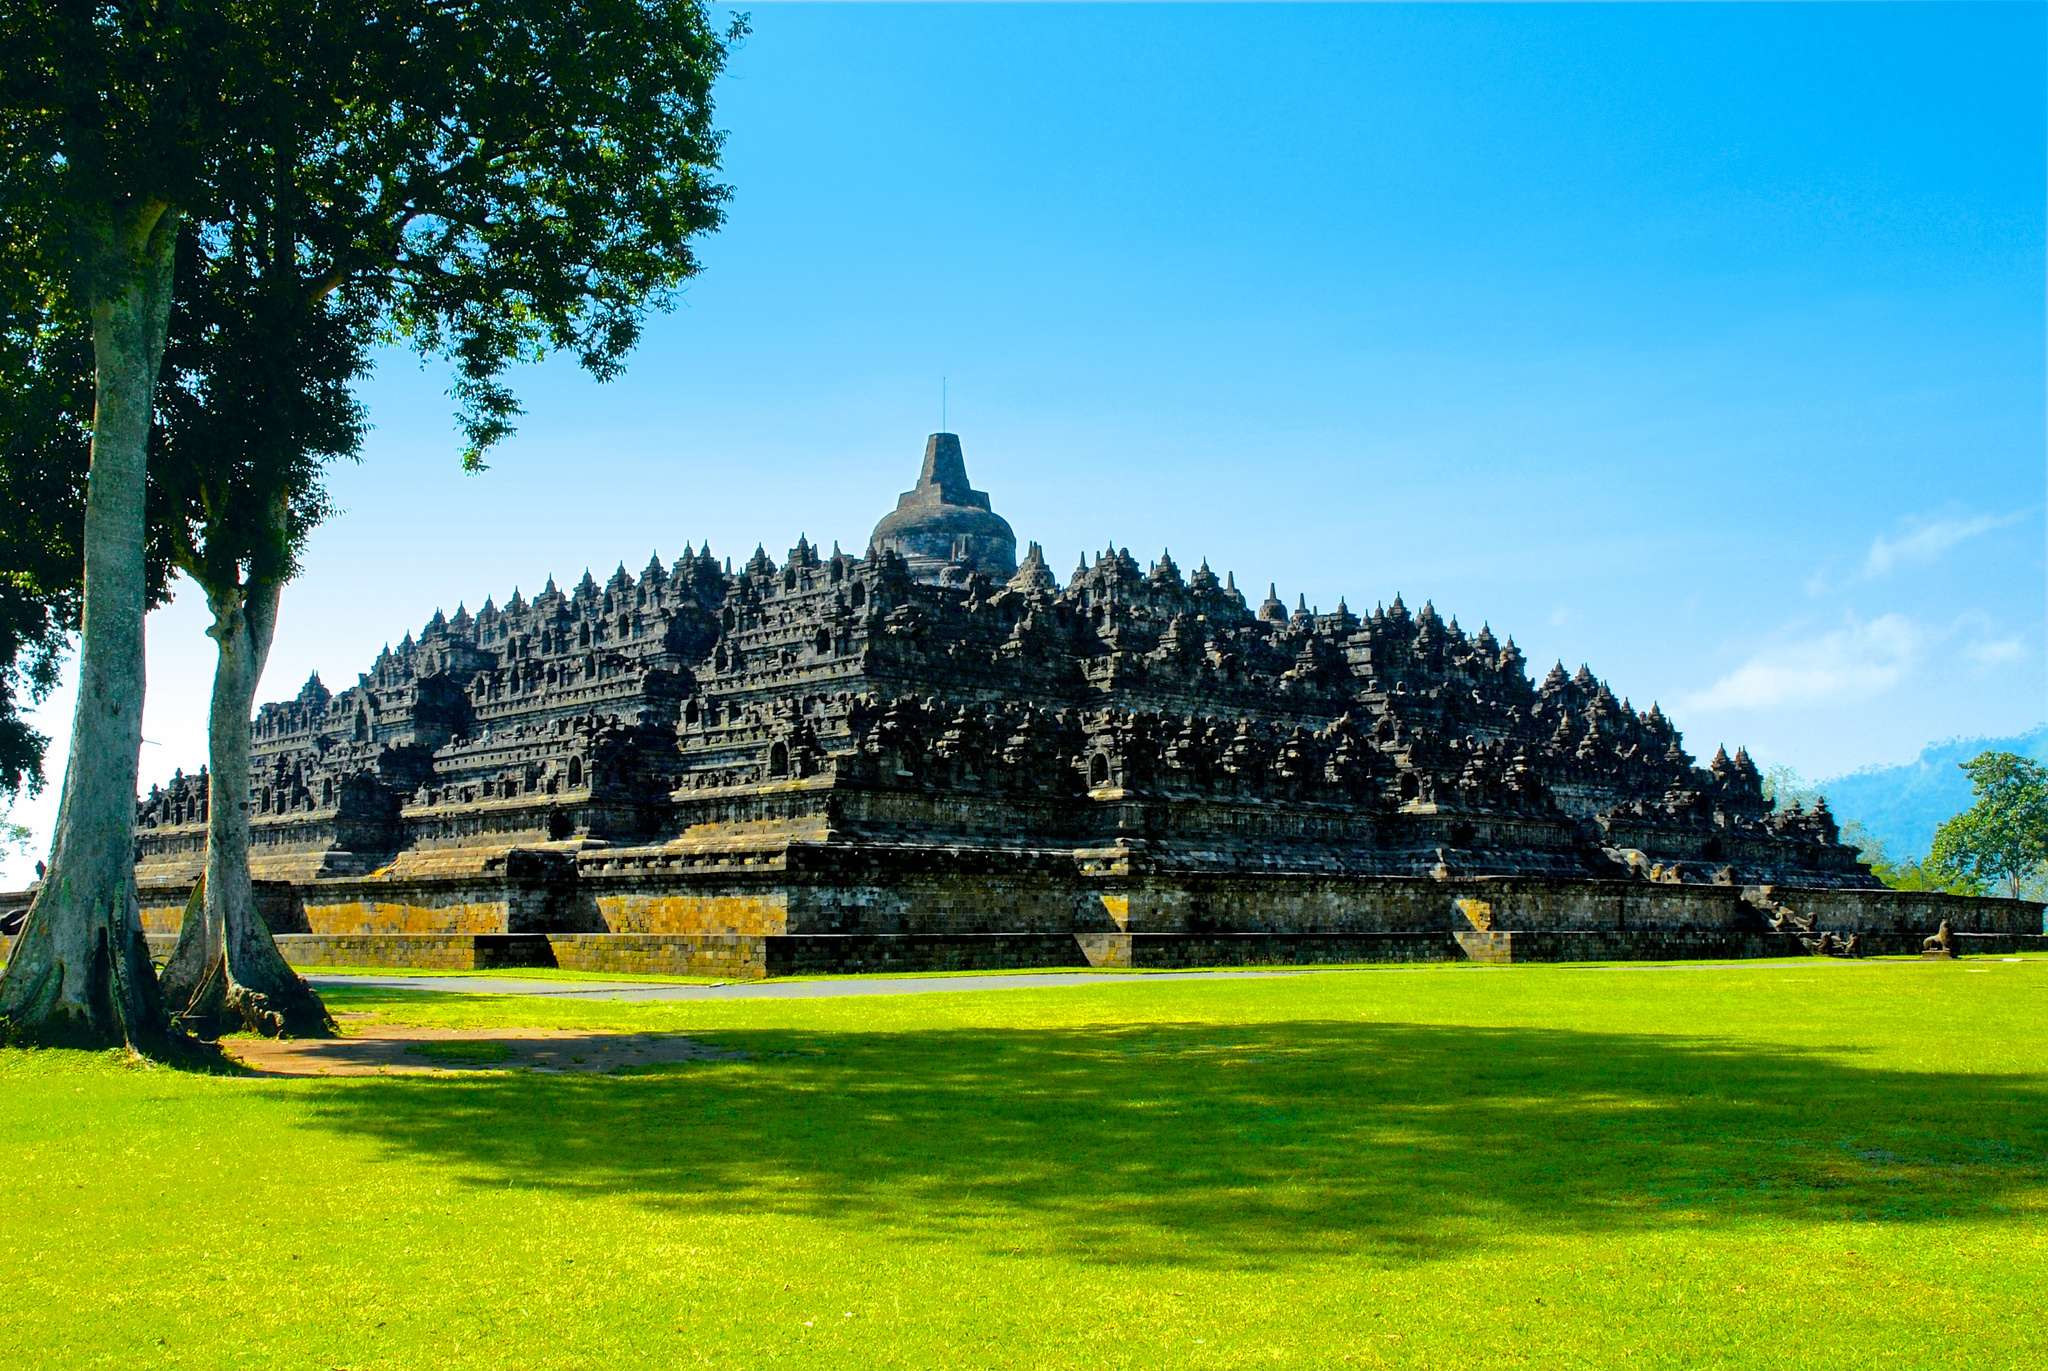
1149 548 1183 590
918 432 976 500
1007 540 1055 595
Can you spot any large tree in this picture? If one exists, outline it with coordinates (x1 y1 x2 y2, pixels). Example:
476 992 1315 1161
149 238 370 1037
155 0 741 1037
1 0 742 1048
0 0 231 1046
1930 752 2048 901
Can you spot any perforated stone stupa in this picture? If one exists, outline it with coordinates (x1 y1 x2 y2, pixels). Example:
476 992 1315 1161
121 434 2044 975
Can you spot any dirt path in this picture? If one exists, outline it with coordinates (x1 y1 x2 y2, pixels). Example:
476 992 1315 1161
230 1024 741 1076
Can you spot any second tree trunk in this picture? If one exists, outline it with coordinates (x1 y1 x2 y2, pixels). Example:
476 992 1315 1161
160 578 331 1038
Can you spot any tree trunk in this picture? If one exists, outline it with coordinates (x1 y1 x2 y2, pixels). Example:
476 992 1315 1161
161 575 331 1038
0 208 179 1050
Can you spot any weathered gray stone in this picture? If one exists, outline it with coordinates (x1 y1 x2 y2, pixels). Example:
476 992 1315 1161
105 432 2039 975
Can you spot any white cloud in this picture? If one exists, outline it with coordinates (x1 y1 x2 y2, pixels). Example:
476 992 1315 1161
1681 614 1921 713
1863 511 2024 579
1967 636 2026 668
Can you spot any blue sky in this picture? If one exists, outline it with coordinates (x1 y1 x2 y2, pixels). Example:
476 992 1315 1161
5 2 2043 883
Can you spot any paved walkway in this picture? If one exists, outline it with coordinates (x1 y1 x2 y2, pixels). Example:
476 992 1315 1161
302 955 2035 1003
306 968 1342 1002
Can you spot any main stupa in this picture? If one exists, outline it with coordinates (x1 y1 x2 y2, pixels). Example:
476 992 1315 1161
868 432 1017 581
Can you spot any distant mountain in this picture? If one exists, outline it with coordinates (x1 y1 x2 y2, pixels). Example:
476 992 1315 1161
1816 725 2048 861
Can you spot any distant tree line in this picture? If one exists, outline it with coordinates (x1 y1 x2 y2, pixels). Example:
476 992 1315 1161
1767 752 2048 901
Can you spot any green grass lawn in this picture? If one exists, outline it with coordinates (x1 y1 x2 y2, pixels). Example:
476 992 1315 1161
3 958 2045 1368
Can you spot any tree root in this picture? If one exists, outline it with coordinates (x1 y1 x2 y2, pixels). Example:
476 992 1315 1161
162 876 334 1039
173 955 335 1040
0 891 172 1052
222 975 334 1039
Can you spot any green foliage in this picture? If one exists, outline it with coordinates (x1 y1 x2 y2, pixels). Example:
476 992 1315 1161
3 964 2047 1365
152 0 747 586
0 0 230 298
0 0 742 792
0 807 29 861
1816 726 2048 863
1759 763 1812 811
1858 837 1987 896
0 282 180 801
0 0 234 842
1929 752 2048 900
1760 765 1988 895
150 228 371 599
236 0 748 467
1831 820 1983 896
0 298 88 801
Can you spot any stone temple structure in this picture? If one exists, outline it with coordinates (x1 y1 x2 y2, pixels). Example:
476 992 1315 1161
116 434 2044 975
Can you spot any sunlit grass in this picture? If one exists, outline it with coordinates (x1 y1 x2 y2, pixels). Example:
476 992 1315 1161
3 958 2044 1368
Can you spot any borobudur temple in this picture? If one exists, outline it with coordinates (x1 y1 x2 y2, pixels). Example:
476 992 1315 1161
120 433 2046 974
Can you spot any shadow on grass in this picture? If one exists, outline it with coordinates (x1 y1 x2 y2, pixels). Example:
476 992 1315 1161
282 1018 2048 1268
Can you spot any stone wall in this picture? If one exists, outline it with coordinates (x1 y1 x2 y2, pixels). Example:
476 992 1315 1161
269 933 555 969
1749 886 2042 935
138 850 580 938
1098 931 1464 968
139 881 306 935
547 933 767 978
569 873 793 936
136 932 554 970
99 856 2048 947
12 863 2043 981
